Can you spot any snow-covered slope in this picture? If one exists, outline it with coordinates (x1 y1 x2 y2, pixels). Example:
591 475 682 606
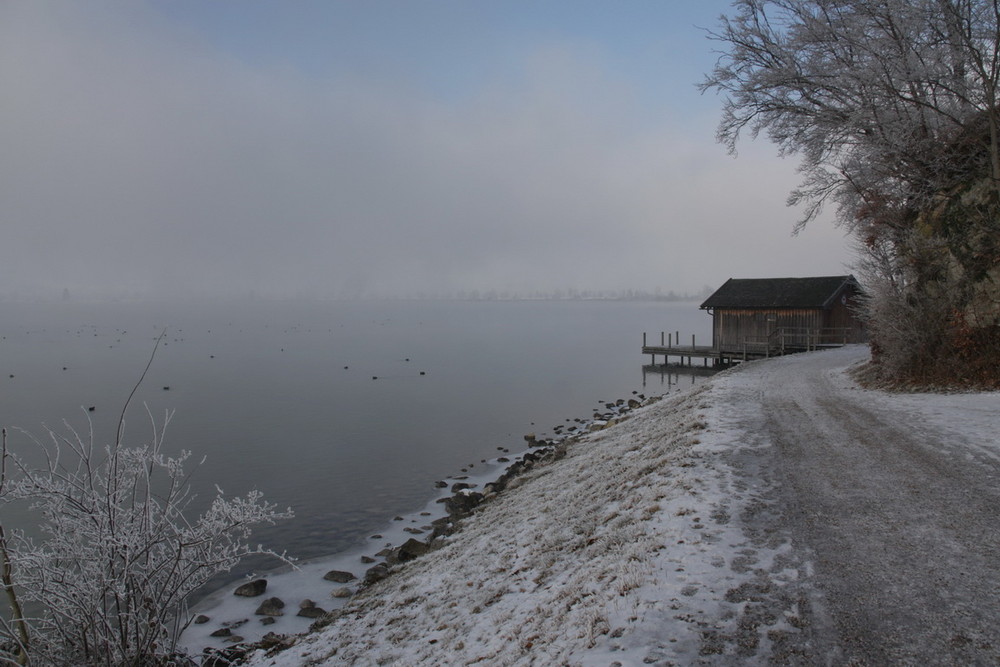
244 366 800 664
243 346 999 665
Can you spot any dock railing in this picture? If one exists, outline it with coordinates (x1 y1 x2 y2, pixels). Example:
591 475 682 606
775 327 855 352
644 326 858 365
642 331 699 349
738 327 856 358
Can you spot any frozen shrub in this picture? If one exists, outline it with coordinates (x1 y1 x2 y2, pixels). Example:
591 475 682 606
0 340 291 666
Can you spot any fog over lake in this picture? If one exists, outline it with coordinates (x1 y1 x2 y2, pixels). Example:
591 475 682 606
1 298 712 572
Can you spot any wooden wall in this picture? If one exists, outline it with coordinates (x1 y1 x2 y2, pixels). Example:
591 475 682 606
712 308 825 351
711 283 866 352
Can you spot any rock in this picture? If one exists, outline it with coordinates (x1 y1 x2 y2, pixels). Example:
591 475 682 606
254 597 285 617
443 491 483 518
483 479 503 495
297 606 326 619
628 399 641 409
210 627 232 638
297 600 327 618
450 482 473 492
397 538 430 562
331 587 354 598
323 570 356 583
194 614 210 625
363 563 390 585
233 579 267 597
260 617 275 626
201 647 247 667
259 632 294 653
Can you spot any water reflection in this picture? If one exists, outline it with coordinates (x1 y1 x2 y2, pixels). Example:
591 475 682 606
641 363 719 390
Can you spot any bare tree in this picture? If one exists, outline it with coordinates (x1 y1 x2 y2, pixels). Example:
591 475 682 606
702 0 1000 386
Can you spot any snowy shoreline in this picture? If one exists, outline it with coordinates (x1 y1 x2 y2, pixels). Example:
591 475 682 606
198 344 999 665
229 354 785 665
179 387 667 656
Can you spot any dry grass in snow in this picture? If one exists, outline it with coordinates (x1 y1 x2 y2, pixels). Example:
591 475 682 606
247 375 798 666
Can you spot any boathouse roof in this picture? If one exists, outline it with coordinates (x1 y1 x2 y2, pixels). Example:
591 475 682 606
699 275 859 310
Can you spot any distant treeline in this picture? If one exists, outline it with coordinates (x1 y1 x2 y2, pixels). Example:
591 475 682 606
8 286 715 303
438 287 714 302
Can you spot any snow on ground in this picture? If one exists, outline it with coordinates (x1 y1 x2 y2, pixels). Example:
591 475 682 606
180 452 532 653
239 346 998 666
243 373 792 665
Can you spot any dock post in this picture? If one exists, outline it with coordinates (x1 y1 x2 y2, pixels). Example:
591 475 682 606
643 332 647 347
668 332 672 347
661 331 665 346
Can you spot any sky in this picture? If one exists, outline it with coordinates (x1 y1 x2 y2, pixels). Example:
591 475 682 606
0 1 854 301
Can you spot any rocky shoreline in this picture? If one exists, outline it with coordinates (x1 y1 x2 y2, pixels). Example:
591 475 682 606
183 391 665 663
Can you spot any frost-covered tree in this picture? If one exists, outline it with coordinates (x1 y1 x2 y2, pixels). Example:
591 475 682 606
702 0 1000 386
0 345 292 666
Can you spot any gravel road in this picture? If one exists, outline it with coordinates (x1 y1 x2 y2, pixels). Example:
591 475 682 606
720 347 1000 665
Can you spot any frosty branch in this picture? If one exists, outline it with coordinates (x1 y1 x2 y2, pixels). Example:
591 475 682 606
0 336 293 666
702 0 1000 386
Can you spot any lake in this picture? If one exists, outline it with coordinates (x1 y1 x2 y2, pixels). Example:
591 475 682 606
0 298 712 587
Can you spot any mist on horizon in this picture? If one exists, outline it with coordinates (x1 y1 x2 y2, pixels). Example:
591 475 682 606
0 2 853 303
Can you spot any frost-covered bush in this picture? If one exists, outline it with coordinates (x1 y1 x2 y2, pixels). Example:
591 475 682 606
0 410 292 666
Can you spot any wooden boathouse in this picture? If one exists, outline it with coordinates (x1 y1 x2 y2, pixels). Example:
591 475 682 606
643 275 866 365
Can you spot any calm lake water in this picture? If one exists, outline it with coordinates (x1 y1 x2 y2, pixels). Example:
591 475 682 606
0 298 711 571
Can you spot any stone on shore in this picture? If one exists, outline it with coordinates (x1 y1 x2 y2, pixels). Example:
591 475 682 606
254 597 286 617
297 600 327 618
323 570 356 583
233 579 267 597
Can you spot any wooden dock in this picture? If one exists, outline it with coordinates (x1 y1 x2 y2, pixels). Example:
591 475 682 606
641 331 729 367
641 343 731 367
642 328 857 368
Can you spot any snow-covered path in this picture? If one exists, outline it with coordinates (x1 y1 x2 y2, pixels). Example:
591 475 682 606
243 346 1000 666
737 346 1000 664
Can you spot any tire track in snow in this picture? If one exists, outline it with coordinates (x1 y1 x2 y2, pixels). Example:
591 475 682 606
751 347 1000 665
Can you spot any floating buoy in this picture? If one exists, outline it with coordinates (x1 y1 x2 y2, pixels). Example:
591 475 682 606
372 376 378 380
88 406 95 412
163 386 170 391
